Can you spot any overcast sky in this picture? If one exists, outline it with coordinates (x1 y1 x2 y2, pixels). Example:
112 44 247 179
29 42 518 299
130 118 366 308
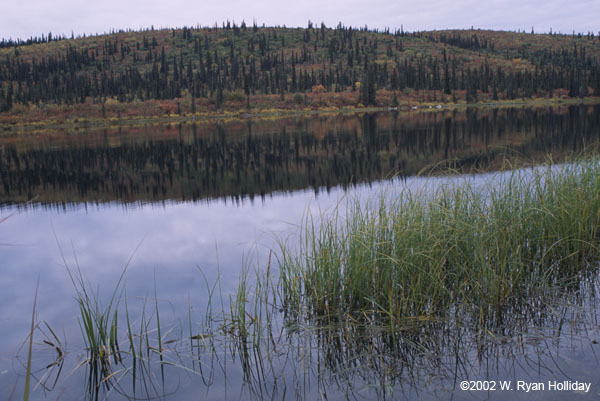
1 0 598 41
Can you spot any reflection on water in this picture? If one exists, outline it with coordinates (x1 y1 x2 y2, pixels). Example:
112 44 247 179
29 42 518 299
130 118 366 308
1 105 600 400
1 105 599 208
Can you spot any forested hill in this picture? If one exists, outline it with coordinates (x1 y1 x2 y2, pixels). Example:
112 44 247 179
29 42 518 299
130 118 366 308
1 22 600 119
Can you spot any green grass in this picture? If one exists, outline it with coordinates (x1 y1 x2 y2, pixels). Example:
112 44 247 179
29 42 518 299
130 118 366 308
22 279 38 401
66 262 126 398
53 246 226 400
277 158 600 328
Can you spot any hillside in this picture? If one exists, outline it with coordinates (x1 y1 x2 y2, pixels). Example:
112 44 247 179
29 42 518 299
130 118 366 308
1 23 600 124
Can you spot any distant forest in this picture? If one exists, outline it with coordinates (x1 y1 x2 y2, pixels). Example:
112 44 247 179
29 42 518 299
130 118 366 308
1 22 600 114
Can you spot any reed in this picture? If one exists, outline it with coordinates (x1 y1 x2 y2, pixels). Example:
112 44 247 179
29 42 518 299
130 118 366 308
278 158 600 327
22 279 38 401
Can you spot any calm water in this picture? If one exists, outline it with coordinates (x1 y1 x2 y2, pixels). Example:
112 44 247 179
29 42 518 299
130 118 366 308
1 105 600 400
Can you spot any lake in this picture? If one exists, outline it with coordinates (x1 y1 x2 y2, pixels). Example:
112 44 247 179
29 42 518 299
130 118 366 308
1 104 600 400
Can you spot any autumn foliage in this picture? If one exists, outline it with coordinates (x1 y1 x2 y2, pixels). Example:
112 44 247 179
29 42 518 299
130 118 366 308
1 24 599 122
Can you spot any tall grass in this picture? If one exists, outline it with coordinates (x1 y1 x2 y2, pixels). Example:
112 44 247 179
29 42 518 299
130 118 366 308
278 158 600 327
22 279 39 401
67 262 125 399
54 248 228 400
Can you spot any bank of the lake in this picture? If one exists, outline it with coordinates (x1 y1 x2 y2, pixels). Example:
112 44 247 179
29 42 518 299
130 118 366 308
2 96 600 134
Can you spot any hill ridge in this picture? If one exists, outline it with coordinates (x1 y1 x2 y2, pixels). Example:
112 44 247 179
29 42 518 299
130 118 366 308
1 24 599 122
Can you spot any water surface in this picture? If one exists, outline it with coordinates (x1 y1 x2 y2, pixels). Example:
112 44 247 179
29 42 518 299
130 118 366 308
1 105 600 400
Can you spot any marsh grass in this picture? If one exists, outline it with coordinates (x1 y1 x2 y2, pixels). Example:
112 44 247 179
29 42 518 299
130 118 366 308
49 249 235 400
52 239 177 400
22 279 38 401
65 261 126 399
278 158 600 329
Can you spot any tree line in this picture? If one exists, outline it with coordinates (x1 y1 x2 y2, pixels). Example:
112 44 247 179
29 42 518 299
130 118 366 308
1 23 600 113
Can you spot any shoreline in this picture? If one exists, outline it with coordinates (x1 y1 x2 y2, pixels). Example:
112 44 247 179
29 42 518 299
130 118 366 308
1 97 599 134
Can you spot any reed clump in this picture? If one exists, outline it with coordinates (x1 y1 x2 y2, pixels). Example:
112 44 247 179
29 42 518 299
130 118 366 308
278 158 600 326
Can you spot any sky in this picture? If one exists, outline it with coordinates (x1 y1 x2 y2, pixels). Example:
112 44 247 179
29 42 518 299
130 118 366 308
1 0 598 41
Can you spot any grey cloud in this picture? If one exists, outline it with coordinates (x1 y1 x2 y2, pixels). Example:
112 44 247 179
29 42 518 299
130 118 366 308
0 0 598 41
